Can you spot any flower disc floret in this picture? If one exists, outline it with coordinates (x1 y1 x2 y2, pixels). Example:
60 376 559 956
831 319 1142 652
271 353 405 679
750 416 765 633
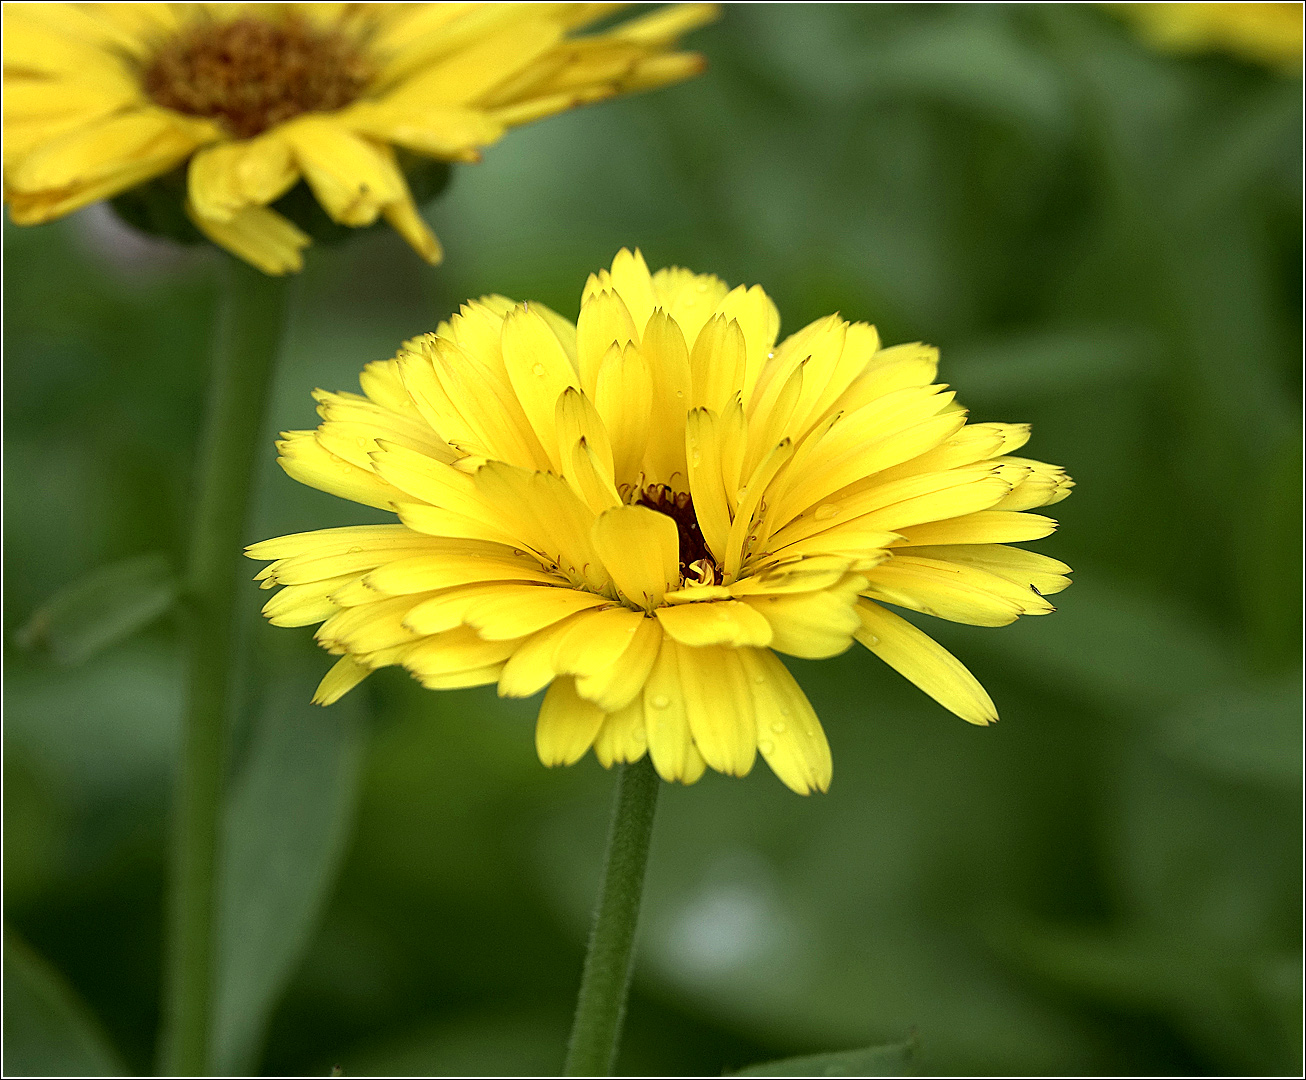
249 250 1074 794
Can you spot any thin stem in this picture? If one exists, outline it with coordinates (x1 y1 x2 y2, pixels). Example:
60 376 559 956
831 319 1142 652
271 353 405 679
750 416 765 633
159 258 291 1076
564 757 662 1077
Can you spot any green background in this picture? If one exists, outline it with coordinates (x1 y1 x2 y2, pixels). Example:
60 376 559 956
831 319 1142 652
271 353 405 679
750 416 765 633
4 5 1301 1076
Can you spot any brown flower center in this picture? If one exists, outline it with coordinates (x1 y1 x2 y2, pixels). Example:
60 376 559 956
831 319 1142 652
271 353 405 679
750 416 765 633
637 484 718 581
143 15 372 139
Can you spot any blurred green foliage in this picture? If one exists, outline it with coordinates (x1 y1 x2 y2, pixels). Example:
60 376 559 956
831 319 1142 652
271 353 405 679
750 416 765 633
3 5 1300 1076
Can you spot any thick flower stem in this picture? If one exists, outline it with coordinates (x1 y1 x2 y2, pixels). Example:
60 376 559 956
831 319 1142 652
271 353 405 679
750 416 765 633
160 258 291 1076
564 757 662 1077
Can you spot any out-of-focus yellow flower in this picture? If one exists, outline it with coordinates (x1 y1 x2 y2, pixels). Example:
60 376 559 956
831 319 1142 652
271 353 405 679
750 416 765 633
1110 3 1303 71
248 250 1073 794
3 3 717 273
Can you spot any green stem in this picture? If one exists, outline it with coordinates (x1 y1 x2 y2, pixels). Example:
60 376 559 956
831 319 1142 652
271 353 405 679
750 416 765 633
564 757 662 1077
159 258 291 1076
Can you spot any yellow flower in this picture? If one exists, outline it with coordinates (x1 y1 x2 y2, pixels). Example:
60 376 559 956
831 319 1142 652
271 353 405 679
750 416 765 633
248 250 1073 793
3 3 717 273
1109 3 1303 71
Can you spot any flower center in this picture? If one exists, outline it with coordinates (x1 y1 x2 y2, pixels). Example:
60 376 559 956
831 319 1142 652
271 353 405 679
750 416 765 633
143 15 372 139
636 484 718 582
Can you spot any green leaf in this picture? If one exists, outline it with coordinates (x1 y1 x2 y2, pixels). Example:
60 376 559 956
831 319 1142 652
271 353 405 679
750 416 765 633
15 554 178 666
732 1039 917 1076
2 929 128 1077
211 672 367 1075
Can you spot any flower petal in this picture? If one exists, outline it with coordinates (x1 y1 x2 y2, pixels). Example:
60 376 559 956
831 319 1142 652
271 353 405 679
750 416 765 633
854 600 997 725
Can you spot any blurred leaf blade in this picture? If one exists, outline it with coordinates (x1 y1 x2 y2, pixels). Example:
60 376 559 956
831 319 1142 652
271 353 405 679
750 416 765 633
732 1038 917 1076
211 673 367 1075
15 553 177 666
2 929 128 1077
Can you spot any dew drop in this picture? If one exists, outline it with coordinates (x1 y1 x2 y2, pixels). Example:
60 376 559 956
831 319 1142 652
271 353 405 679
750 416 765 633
532 363 546 377
691 449 702 466
771 721 786 733
758 739 774 754
767 351 775 359
675 389 685 398
651 694 670 709
753 674 766 685
868 635 880 646
814 504 840 521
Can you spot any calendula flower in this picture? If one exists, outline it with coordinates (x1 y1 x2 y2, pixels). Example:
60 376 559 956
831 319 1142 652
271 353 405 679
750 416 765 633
248 250 1073 793
1108 3 1303 71
3 3 717 274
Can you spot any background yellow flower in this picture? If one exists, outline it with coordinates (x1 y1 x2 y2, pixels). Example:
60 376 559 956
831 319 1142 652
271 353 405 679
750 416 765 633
3 2 717 272
249 250 1072 794
1109 2 1303 70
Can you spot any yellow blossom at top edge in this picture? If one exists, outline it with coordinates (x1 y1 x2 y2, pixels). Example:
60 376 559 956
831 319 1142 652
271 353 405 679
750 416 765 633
3 3 719 274
1108 3 1304 72
247 249 1075 795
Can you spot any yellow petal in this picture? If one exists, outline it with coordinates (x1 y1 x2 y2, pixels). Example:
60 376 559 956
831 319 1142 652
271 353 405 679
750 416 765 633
739 648 831 794
312 656 372 706
593 342 652 488
247 524 427 563
640 310 692 486
382 195 443 265
8 105 215 192
894 510 1057 547
674 641 756 777
684 408 732 563
383 16 564 107
861 555 1055 626
642 640 698 783
536 677 605 767
854 601 997 725
261 574 354 628
608 247 657 333
593 698 649 768
362 551 559 595
498 611 594 698
655 600 772 648
591 505 680 609
278 116 403 226
402 625 521 679
742 574 864 658
501 304 580 473
275 429 403 508
689 315 746 414
904 544 1072 596
343 99 504 158
575 615 663 711
577 288 639 397
724 438 794 582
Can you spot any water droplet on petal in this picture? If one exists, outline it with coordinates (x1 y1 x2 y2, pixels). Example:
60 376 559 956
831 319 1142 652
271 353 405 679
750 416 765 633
815 504 840 521
758 739 774 754
753 674 766 685
771 721 786 733
651 694 670 709
767 351 775 359
868 635 880 646
691 450 702 466
675 389 684 398
532 363 546 377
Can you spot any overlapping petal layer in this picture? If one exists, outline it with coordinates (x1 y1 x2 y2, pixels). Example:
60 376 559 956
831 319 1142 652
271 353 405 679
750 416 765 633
250 250 1073 792
3 3 717 273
